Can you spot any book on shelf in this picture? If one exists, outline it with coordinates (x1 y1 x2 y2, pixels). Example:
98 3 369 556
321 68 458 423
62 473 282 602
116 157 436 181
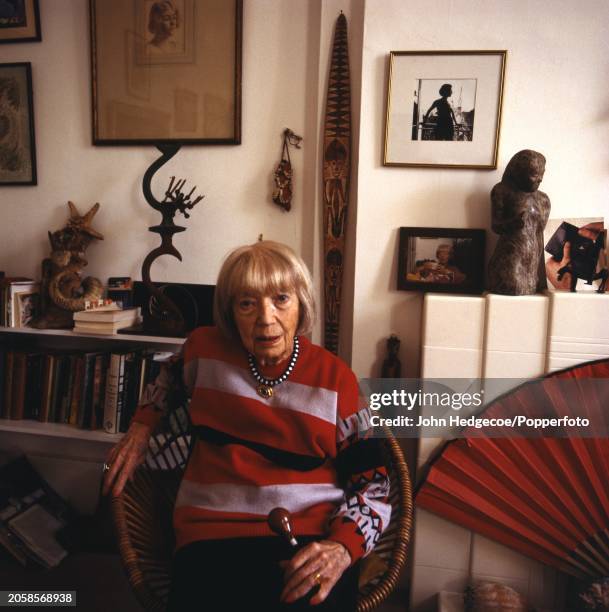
73 321 140 335
73 307 141 336
10 352 27 420
2 351 15 419
68 355 85 426
0 349 5 418
39 354 56 423
90 353 109 430
103 351 127 434
73 306 140 323
0 456 74 568
24 353 44 420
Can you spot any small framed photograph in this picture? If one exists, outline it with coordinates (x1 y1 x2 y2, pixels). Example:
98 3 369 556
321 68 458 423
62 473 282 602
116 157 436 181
0 0 41 44
384 51 506 169
544 217 607 292
0 62 37 186
397 227 485 293
15 290 39 327
90 0 242 145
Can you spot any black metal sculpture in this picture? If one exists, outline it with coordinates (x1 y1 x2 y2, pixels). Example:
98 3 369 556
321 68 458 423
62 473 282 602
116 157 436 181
141 144 203 336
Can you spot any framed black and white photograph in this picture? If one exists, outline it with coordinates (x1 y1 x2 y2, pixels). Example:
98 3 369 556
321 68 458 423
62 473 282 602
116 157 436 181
90 0 242 145
0 0 41 44
0 62 37 186
397 227 485 293
384 51 506 169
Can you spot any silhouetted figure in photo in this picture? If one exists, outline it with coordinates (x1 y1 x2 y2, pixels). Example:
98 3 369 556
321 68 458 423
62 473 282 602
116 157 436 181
423 84 457 141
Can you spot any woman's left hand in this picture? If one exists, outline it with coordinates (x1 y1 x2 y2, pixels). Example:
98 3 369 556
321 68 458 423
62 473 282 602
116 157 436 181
280 540 351 605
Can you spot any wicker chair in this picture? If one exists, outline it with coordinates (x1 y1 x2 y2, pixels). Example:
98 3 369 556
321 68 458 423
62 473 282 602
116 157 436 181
111 407 413 612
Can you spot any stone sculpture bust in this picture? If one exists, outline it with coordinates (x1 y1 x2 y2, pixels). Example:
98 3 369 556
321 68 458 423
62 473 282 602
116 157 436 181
487 149 551 295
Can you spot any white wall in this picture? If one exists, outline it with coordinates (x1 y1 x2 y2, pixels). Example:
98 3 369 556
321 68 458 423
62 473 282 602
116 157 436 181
2 3 608 373
352 0 609 378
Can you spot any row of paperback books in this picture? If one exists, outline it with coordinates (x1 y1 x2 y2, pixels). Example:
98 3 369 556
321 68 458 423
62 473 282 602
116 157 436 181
0 346 173 433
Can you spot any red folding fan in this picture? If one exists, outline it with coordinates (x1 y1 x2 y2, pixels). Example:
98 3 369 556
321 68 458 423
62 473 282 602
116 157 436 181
417 358 609 579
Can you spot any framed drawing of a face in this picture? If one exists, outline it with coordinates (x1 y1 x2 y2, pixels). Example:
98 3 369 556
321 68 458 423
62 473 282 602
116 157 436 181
90 0 242 145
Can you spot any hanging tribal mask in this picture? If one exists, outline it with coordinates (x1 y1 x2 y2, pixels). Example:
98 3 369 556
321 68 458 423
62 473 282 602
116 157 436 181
272 128 302 212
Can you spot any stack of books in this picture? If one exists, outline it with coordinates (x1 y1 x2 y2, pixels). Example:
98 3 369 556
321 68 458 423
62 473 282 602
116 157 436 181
73 306 141 335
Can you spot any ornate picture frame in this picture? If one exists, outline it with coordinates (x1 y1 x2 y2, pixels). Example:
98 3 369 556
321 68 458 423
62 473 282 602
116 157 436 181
0 62 37 186
397 227 485 293
90 0 242 145
0 0 41 44
384 51 506 169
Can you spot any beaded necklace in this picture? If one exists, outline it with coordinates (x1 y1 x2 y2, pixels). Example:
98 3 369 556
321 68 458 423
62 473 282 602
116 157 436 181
247 336 299 398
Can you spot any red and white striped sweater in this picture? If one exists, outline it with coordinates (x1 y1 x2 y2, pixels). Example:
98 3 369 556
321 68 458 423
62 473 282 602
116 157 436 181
133 326 390 563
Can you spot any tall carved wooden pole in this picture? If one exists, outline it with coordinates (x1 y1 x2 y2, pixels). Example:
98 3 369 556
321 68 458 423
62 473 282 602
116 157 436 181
322 12 351 355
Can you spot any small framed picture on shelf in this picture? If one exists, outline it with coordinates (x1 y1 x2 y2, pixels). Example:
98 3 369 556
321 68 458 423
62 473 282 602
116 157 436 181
384 50 506 169
0 0 41 44
90 0 242 145
397 227 485 294
0 62 37 185
14 291 39 327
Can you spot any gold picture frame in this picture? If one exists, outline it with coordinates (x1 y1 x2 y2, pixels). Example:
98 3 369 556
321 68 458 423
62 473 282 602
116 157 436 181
384 51 506 169
0 0 41 44
90 0 242 145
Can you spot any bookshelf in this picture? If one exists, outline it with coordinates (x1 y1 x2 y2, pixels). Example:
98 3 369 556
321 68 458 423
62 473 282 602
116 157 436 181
0 326 185 514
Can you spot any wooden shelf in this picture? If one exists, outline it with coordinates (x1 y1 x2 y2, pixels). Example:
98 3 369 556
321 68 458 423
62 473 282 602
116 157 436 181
0 418 122 443
0 326 185 346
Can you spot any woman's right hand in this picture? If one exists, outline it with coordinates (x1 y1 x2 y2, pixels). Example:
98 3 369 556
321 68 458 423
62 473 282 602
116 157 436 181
102 421 153 497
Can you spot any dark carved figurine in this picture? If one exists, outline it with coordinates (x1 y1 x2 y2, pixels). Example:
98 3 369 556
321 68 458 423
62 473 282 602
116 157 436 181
487 150 551 295
381 334 401 378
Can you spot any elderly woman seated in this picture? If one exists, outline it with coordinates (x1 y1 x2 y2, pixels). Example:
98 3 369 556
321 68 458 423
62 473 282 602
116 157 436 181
102 241 390 611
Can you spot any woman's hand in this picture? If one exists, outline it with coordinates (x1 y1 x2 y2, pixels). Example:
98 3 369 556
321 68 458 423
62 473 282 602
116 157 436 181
102 421 152 497
546 241 572 290
280 540 351 605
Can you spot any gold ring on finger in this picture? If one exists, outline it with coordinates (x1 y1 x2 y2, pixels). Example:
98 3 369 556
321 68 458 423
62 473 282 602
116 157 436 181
313 572 322 585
